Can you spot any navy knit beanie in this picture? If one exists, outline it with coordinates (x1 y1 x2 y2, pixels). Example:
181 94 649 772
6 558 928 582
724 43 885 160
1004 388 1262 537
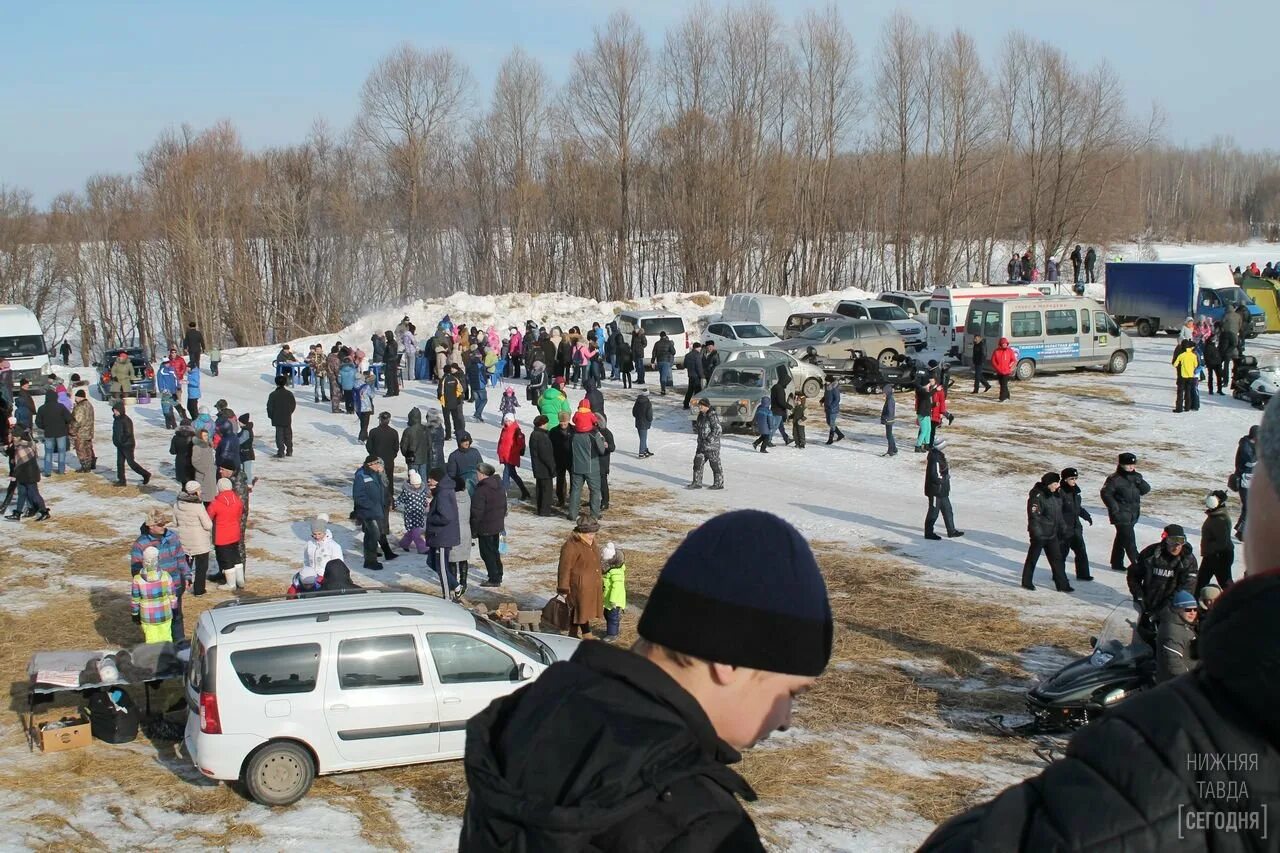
638 510 832 676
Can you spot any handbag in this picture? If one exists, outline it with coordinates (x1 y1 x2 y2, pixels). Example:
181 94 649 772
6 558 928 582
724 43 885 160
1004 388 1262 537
1228 472 1240 492
541 596 571 632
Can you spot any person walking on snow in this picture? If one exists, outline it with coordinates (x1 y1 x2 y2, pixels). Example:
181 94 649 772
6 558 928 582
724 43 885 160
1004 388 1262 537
822 376 844 444
1022 472 1072 592
971 334 992 393
471 463 507 587
1058 467 1094 582
395 471 431 554
183 321 205 368
652 331 676 395
354 371 376 442
769 376 792 446
682 343 705 410
924 438 962 540
497 413 531 500
425 467 464 599
689 398 724 490
1101 452 1150 574
111 402 151 486
880 383 898 457
1233 426 1257 540
1198 491 1235 591
990 337 1016 401
632 389 653 458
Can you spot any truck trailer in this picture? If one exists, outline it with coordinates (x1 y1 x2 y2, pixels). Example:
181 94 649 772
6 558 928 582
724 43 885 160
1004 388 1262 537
1104 262 1264 338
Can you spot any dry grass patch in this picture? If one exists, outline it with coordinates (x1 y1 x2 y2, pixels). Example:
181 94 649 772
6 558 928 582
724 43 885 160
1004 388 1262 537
317 779 409 849
174 822 265 846
738 741 844 804
861 765 985 824
374 762 470 817
689 293 714 307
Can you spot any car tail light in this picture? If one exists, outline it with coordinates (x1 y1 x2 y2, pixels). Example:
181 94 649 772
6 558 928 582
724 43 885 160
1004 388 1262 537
101 373 110 384
685 332 690 350
144 366 154 379
199 691 222 734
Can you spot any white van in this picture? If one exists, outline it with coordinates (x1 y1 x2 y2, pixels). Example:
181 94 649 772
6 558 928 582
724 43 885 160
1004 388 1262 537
0 305 53 392
616 310 690 368
184 592 578 806
960 296 1134 380
720 293 793 336
926 284 1044 355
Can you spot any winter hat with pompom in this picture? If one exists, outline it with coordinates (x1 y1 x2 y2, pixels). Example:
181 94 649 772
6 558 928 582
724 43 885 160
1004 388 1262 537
142 546 160 570
184 481 201 495
217 478 233 493
408 470 422 487
639 509 831 676
600 541 616 562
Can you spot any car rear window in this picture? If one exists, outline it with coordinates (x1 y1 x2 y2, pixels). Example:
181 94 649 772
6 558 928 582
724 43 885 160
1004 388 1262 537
640 317 685 336
731 324 772 338
711 367 766 387
231 643 321 695
868 305 909 321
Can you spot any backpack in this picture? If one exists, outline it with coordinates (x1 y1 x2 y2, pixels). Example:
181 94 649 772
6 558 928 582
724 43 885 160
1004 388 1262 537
85 688 140 744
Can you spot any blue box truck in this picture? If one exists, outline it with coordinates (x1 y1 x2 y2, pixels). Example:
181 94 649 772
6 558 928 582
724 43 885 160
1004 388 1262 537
1104 262 1264 338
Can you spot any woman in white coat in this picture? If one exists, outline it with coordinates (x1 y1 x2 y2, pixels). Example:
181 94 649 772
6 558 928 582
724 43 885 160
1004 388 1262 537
174 481 215 594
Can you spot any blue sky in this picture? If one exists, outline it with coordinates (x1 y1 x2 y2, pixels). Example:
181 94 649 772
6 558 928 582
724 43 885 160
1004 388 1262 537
3 0 1275 205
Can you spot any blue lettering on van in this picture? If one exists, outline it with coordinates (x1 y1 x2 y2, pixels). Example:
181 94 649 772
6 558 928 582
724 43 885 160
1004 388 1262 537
1014 340 1080 361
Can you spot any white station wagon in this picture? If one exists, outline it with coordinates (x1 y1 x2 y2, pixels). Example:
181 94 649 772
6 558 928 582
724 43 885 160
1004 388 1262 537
184 592 578 805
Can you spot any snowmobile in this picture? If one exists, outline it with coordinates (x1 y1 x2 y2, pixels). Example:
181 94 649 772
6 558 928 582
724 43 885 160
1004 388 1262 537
1231 354 1279 409
989 603 1155 736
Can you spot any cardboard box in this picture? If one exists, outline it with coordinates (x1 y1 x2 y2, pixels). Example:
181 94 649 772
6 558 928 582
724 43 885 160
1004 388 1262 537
31 713 91 753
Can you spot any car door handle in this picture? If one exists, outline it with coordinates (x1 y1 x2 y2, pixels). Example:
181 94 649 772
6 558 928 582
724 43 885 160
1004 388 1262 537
328 703 349 711
442 696 461 705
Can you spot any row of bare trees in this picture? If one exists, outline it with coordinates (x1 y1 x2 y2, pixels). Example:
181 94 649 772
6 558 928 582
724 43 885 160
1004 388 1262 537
2 5 1278 352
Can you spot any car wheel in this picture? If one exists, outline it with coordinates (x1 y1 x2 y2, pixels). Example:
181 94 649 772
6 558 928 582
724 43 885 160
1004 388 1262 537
1015 358 1036 381
1135 319 1154 337
802 377 822 398
244 741 315 806
878 349 898 368
1106 351 1129 374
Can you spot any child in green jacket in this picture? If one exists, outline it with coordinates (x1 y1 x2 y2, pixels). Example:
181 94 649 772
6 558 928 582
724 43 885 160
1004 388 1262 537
601 542 627 642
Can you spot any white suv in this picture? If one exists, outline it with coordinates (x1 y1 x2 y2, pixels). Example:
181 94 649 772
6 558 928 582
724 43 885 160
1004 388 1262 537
184 592 578 805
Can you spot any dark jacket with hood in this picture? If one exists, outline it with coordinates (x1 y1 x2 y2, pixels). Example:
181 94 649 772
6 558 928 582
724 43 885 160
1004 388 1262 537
1027 483 1066 541
35 391 72 439
317 559 363 593
1201 504 1234 558
425 483 461 549
400 407 433 466
170 424 195 484
528 427 555 480
1100 468 1150 526
920 569 1280 853
632 392 653 429
1129 541 1197 614
924 447 950 497
460 641 764 852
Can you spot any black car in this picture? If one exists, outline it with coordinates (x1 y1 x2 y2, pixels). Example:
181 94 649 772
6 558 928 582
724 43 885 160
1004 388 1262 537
94 346 157 399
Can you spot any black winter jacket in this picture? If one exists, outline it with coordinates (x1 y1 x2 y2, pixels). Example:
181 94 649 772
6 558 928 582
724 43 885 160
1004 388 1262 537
365 424 399 473
915 384 933 417
528 428 556 480
597 425 616 476
460 641 764 852
112 413 135 449
925 448 950 497
1200 506 1234 558
169 427 195 484
1129 541 1197 614
632 394 652 430
921 569 1280 852
1059 482 1092 532
1026 483 1065 541
630 331 647 362
769 382 790 417
35 392 72 439
685 349 704 381
651 337 676 364
469 475 506 537
1100 468 1150 525
266 386 296 428
549 426 572 473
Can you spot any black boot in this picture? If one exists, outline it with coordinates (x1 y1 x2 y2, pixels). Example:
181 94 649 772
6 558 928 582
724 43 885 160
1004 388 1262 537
826 431 835 445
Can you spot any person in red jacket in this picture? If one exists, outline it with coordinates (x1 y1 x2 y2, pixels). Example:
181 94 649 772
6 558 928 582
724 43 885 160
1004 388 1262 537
990 337 1017 402
206 477 245 589
930 382 953 445
496 413 531 500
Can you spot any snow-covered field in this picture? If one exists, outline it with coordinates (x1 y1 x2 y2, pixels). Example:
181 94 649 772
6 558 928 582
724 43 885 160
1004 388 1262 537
3 245 1274 850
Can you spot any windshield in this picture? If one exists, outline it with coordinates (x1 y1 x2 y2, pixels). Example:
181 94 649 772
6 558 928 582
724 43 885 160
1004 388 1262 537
798 322 836 341
1216 286 1254 308
709 366 766 388
868 305 910 321
640 317 686 336
0 335 47 360
473 614 548 664
1089 603 1148 666
732 324 773 339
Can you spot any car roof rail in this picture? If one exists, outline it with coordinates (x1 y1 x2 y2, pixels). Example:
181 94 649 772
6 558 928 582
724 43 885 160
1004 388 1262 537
211 589 389 610
220 604 426 635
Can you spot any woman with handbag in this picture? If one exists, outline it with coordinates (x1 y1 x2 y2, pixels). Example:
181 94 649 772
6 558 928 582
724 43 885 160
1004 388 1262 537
556 514 603 638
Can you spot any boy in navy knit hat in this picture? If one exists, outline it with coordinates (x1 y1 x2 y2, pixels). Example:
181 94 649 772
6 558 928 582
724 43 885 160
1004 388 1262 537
460 509 831 851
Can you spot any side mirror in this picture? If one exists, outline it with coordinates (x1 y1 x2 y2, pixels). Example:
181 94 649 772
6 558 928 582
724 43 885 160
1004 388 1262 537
1089 636 1098 649
517 662 535 681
